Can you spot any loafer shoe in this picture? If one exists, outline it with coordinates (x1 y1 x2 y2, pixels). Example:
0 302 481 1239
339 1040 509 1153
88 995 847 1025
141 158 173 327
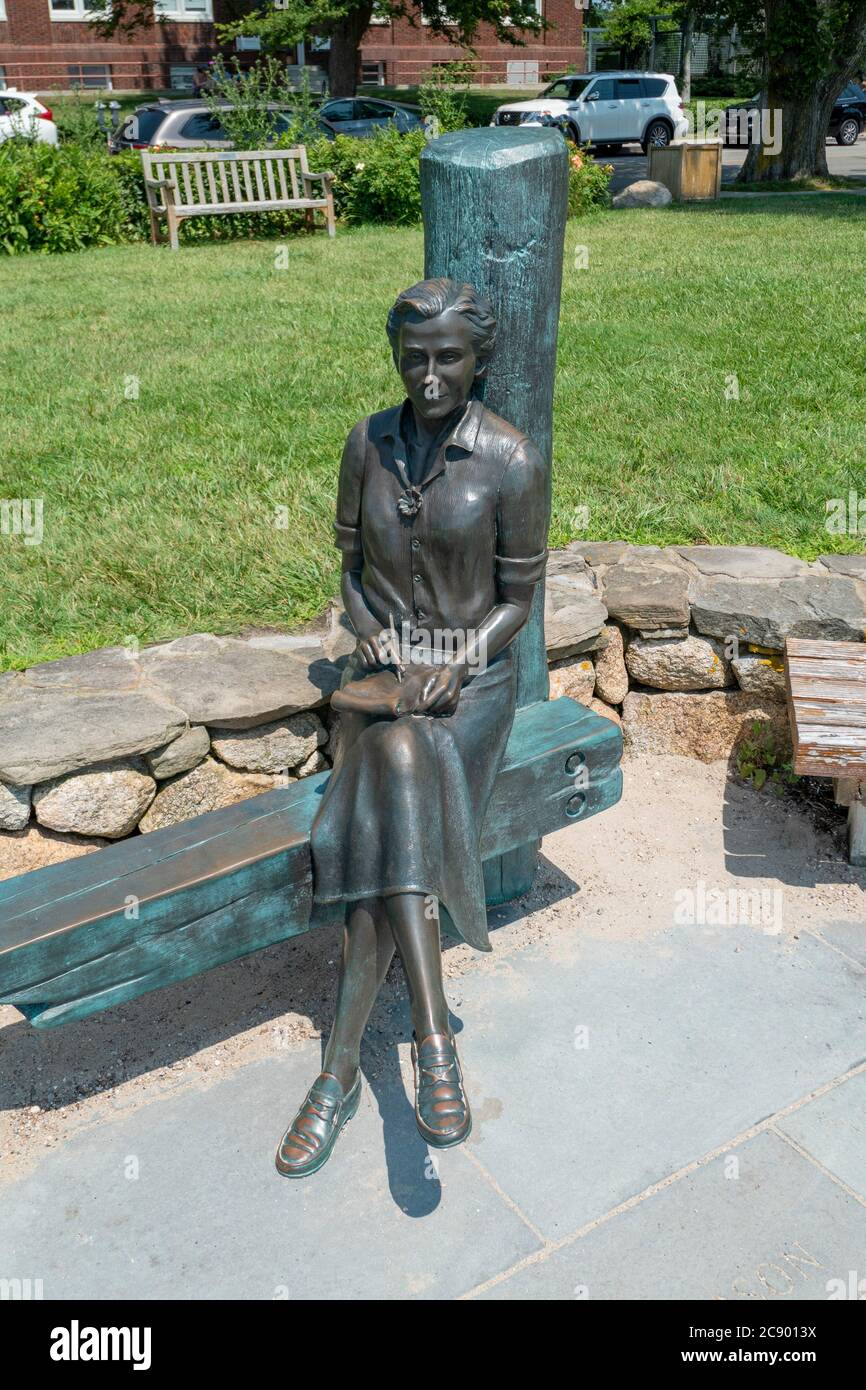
411 1032 471 1148
275 1069 361 1178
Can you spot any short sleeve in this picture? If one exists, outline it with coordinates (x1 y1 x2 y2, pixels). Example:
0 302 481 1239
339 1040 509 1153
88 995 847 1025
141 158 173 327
334 418 367 572
495 438 549 601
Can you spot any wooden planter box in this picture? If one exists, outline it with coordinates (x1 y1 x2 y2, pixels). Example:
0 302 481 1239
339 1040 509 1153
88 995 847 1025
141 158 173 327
648 140 723 202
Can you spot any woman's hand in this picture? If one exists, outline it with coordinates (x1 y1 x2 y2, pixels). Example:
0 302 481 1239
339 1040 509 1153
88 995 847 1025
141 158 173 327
414 661 468 716
356 631 391 671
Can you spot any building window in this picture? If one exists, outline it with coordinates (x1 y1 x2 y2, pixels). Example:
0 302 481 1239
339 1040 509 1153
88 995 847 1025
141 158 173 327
169 65 197 90
67 64 112 88
361 61 386 85
154 0 213 18
0 67 6 89
50 0 102 18
0 2 6 21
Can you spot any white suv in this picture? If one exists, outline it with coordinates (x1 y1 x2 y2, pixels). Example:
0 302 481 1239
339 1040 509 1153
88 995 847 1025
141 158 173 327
0 91 59 145
491 71 688 153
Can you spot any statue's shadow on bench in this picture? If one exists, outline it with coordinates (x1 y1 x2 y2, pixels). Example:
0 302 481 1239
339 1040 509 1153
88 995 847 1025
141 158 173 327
0 852 577 1215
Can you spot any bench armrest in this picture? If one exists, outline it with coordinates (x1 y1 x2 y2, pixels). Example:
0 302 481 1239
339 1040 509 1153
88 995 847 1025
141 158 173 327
143 176 177 211
303 169 335 185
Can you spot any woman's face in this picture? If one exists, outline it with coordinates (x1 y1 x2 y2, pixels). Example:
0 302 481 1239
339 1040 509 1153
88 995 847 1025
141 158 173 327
397 309 480 424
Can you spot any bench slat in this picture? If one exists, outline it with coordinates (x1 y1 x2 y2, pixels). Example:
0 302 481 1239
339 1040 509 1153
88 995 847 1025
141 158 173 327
228 160 243 202
174 200 324 217
252 159 266 201
0 697 622 1028
785 636 866 777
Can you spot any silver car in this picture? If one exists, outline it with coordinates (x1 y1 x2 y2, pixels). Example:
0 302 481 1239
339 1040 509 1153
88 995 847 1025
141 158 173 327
109 96 423 152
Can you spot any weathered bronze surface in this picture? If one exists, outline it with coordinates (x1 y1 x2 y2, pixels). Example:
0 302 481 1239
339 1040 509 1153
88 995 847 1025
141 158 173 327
277 278 551 1175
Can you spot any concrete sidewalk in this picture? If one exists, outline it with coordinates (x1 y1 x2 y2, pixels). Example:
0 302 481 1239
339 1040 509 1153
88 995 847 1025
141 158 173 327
2 755 865 1300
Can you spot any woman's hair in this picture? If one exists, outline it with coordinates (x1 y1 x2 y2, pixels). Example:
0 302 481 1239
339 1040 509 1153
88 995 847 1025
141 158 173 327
386 278 497 365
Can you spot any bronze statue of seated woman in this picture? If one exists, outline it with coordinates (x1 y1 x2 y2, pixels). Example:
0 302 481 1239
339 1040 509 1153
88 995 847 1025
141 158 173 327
275 277 549 1177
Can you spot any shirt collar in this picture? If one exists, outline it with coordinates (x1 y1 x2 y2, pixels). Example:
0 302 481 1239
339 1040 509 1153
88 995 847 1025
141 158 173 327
382 398 483 458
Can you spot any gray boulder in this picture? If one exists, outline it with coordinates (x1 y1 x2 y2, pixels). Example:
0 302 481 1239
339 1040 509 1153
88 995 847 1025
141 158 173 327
0 780 31 831
690 573 866 649
625 633 733 691
210 712 327 774
544 571 607 659
33 760 157 839
146 725 211 780
0 685 187 788
139 758 282 834
612 180 672 209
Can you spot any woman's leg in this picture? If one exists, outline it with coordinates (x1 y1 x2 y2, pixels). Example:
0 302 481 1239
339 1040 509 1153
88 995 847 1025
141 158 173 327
322 897 395 1092
385 892 450 1040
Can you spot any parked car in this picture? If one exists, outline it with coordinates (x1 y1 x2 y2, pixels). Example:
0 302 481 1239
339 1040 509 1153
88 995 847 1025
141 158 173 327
0 91 58 146
491 71 689 152
722 81 866 147
109 96 423 152
314 97 424 139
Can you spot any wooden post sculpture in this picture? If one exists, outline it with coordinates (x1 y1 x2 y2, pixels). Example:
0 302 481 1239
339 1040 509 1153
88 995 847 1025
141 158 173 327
421 127 569 903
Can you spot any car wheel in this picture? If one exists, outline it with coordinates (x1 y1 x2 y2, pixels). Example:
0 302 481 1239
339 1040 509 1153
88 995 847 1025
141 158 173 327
565 122 581 145
642 121 672 154
835 116 860 145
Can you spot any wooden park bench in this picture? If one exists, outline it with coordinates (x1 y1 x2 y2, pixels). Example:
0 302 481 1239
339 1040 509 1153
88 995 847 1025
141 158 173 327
784 636 866 864
142 147 336 251
0 697 622 1029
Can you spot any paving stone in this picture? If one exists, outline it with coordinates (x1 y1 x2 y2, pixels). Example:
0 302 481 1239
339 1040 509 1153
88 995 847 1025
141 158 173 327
0 781 31 832
544 572 607 659
455 923 866 1240
0 687 187 788
625 633 733 691
690 574 866 650
210 713 327 774
0 1050 540 1300
622 689 790 762
671 545 811 580
480 1131 866 1299
813 919 866 969
577 541 632 568
602 557 690 629
816 554 866 580
145 725 210 780
33 761 157 840
777 1071 866 1201
139 634 343 729
21 646 142 692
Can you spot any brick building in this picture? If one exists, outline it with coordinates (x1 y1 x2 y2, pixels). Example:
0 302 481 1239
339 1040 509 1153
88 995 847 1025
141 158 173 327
0 0 584 93
360 2 585 89
0 0 219 91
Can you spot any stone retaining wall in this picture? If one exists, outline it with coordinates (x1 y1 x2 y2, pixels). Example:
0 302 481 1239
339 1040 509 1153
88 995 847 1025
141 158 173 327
2 542 864 875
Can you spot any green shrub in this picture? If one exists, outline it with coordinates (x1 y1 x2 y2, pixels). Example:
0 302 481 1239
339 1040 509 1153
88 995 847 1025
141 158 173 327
339 127 426 227
567 147 613 217
0 141 126 254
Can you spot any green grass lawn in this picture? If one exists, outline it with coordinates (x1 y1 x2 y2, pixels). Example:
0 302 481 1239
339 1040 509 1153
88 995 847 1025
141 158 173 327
2 198 866 671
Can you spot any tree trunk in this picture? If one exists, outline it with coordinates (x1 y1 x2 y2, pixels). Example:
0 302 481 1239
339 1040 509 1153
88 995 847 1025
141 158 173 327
327 3 374 98
738 80 842 182
737 0 866 183
679 11 694 104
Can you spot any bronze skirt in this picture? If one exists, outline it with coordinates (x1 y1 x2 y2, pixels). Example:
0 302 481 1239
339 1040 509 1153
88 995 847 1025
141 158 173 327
310 649 516 952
